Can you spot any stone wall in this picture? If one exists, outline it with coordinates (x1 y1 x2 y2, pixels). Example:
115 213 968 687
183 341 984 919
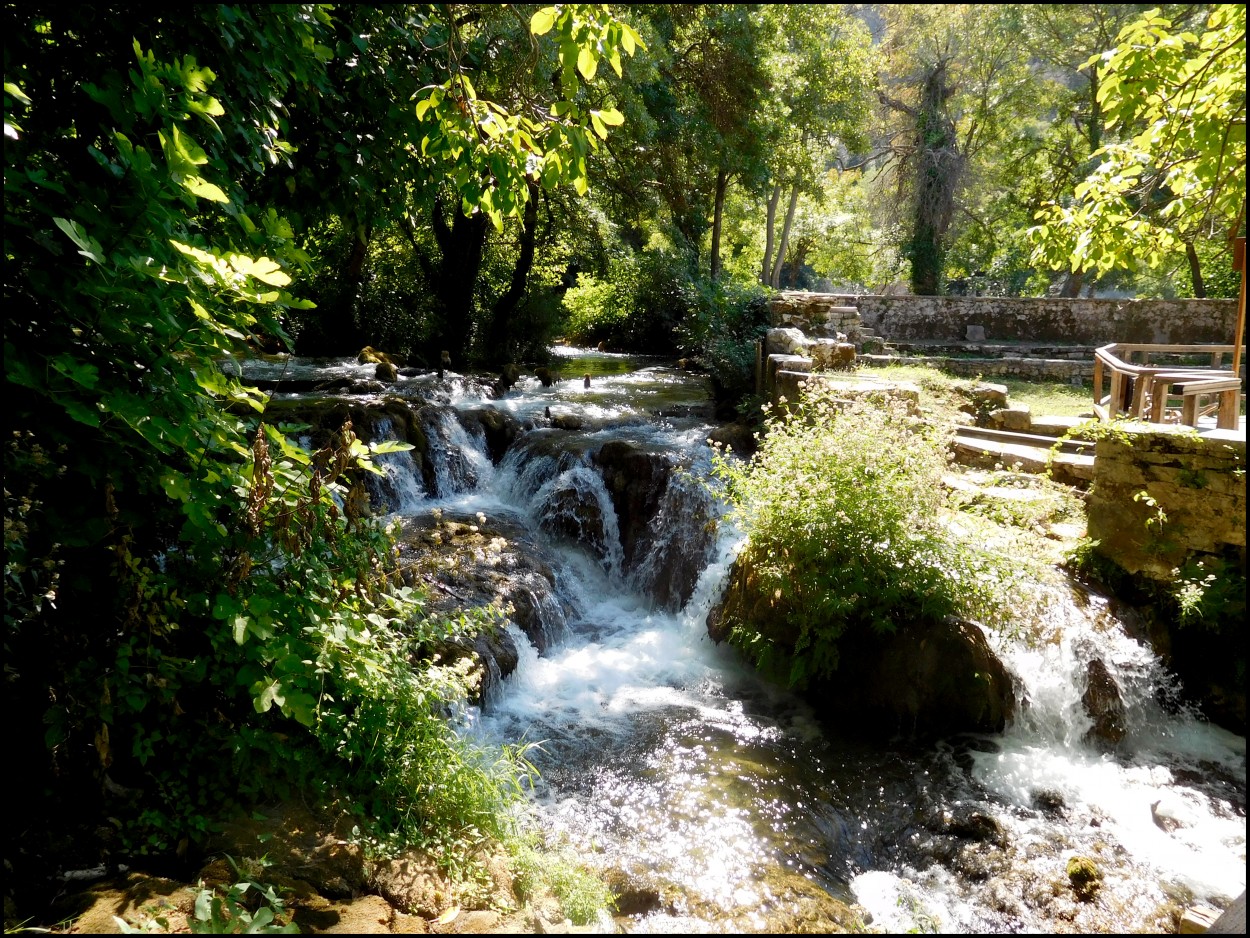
768 292 864 342
791 294 1239 346
1086 426 1245 580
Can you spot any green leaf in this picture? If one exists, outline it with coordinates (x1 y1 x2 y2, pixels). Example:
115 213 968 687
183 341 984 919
63 399 102 428
229 255 292 287
530 7 557 35
597 107 624 126
577 47 598 81
4 81 31 104
369 440 415 455
160 471 192 501
184 176 230 203
171 124 209 166
232 615 248 645
53 217 105 263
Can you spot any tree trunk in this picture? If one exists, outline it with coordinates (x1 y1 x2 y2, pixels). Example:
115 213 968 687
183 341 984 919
1059 269 1086 298
710 167 729 281
761 183 781 285
770 184 800 289
908 60 959 296
486 180 541 364
1184 241 1206 298
431 195 490 361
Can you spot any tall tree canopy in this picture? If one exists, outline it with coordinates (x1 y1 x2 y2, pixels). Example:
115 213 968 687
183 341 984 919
1029 5 1246 293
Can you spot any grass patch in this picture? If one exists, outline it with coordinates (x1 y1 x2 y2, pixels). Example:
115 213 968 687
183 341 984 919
858 363 1095 420
510 839 615 926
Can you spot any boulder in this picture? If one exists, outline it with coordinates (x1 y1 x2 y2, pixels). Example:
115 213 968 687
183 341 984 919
809 339 857 371
764 327 810 357
357 346 395 366
375 361 398 383
1081 657 1127 750
958 382 1010 425
709 553 1016 735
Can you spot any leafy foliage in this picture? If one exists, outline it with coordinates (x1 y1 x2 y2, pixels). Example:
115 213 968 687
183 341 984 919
711 384 1010 687
1030 5 1246 279
3 3 639 899
511 840 616 927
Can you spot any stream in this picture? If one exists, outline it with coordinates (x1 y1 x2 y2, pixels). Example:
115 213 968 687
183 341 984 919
242 348 1246 934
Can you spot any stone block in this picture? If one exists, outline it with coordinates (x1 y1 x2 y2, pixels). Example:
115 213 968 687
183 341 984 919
990 405 1032 432
765 327 809 356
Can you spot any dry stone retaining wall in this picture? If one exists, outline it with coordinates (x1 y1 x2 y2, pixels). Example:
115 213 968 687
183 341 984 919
809 294 1238 346
1086 426 1245 580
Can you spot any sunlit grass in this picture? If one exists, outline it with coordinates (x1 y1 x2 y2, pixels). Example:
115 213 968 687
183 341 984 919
857 363 1095 420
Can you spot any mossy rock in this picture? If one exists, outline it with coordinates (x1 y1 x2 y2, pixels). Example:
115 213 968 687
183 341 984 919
1066 855 1102 901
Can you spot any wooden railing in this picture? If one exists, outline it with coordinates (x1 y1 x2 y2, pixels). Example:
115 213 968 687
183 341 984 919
1092 343 1244 430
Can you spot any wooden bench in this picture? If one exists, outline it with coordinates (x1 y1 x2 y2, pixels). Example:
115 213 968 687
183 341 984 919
1147 372 1243 429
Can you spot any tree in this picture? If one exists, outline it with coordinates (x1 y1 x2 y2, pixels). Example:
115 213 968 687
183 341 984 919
757 4 874 289
1029 5 1246 294
3 1 640 886
873 4 1039 295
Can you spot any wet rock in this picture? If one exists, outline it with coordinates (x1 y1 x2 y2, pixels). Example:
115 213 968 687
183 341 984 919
707 420 758 458
1082 658 1128 751
376 361 399 383
538 479 609 558
600 867 664 916
944 803 1006 845
358 346 398 366
396 513 569 658
1031 788 1067 815
1150 796 1189 833
593 441 671 573
950 841 1006 882
459 407 521 464
710 554 1017 735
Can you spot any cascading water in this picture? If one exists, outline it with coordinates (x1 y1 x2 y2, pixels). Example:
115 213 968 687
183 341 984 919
251 350 1245 933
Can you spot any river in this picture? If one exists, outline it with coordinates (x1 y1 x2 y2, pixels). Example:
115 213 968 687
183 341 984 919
242 348 1246 933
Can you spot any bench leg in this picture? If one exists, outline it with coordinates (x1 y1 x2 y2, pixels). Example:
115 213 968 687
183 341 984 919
1217 389 1241 430
1182 393 1201 427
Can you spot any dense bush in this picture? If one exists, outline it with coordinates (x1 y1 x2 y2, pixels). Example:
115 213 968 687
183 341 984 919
560 247 693 353
4 6 608 896
711 385 1010 686
677 276 771 415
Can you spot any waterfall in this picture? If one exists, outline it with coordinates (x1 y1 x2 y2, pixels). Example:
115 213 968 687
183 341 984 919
361 414 427 514
419 405 494 497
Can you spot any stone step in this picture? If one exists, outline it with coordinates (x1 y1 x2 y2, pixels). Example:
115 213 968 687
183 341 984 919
951 427 1094 486
1029 414 1098 438
956 425 1094 453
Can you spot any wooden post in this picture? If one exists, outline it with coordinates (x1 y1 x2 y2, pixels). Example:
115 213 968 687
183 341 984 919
1233 236 1245 377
